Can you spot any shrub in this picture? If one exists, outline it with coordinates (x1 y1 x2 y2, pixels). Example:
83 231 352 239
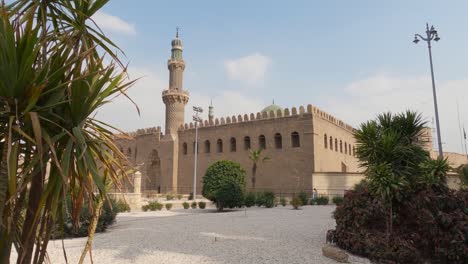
290 196 302 209
263 191 276 208
198 201 206 209
142 205 149 212
331 187 468 263
202 160 246 211
332 196 344 206
244 192 256 207
165 203 173 210
298 191 308 206
177 194 183 200
147 201 163 211
191 201 197 209
315 196 329 205
188 192 194 200
166 193 174 201
255 192 265 207
182 202 190 209
115 199 131 212
280 197 287 206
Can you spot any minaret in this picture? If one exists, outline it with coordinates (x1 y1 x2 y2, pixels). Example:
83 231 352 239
162 28 189 135
208 99 214 123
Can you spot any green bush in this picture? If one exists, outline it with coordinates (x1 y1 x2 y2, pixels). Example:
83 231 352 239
202 160 246 211
115 199 131 212
332 196 344 206
177 194 183 200
298 191 308 206
188 192 194 200
165 203 173 210
244 192 256 207
198 201 206 209
166 193 174 200
290 196 302 209
182 202 190 209
315 196 329 205
191 201 197 209
147 201 163 211
142 205 149 212
255 192 265 207
280 197 287 206
263 191 276 208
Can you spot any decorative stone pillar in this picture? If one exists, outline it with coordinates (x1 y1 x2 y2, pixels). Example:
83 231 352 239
134 171 142 194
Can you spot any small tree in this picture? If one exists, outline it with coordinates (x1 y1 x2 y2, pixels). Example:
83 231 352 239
455 164 468 189
248 149 270 189
202 160 246 211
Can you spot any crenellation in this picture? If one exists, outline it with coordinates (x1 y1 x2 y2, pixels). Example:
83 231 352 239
220 117 225 125
262 111 268 119
238 115 243 122
244 114 249 121
232 116 237 123
226 116 231 124
307 104 312 113
299 106 305 114
291 107 297 115
215 118 219 125
204 120 209 126
250 113 255 120
256 112 261 120
189 122 194 128
269 110 275 118
284 108 290 116
277 109 283 117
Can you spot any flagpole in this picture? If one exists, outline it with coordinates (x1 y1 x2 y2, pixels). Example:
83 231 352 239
456 101 464 153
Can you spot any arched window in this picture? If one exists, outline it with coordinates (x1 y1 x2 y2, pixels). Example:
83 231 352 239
340 140 343 153
204 140 210 153
244 136 251 150
230 137 237 152
345 142 348 154
127 147 132 156
349 144 352 155
182 142 187 155
259 135 266 149
274 133 282 149
329 136 333 150
335 138 338 151
291 132 300 148
217 139 223 153
324 134 328 149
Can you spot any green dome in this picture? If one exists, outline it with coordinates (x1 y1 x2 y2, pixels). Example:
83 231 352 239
261 103 283 114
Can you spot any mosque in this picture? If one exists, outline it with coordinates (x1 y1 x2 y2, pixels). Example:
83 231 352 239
114 32 464 196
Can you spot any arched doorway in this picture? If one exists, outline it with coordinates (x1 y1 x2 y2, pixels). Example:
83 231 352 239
144 149 161 193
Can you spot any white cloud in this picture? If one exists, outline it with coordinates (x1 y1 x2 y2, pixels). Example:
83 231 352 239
91 11 136 35
224 53 271 85
318 73 468 153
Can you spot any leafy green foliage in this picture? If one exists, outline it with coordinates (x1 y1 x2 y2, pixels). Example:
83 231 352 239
332 196 344 206
263 191 276 208
202 160 246 211
198 201 206 209
290 196 302 209
182 202 190 209
115 199 131 212
166 193 174 200
280 197 287 206
419 157 449 190
147 201 163 211
314 196 329 205
191 201 197 209
248 149 270 189
177 194 183 200
455 164 468 189
165 203 172 210
298 191 308 206
244 192 256 207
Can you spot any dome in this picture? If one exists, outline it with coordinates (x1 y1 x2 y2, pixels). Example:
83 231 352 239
261 103 283 115
171 38 182 48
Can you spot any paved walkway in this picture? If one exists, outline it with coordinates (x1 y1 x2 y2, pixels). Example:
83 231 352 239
13 205 371 263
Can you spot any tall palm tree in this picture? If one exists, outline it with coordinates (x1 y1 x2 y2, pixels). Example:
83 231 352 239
0 1 136 263
248 149 270 189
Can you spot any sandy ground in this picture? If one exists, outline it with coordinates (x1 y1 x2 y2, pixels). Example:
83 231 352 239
11 205 370 264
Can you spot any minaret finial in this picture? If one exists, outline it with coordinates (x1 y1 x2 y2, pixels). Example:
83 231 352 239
176 27 179 38
272 99 275 105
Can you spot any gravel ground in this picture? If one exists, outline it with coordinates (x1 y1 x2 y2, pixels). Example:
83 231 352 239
11 205 371 264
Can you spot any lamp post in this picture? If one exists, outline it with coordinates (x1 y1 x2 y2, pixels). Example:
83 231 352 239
413 23 443 158
192 106 203 200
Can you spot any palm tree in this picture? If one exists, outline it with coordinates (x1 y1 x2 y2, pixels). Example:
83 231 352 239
0 1 136 263
354 111 429 235
248 149 270 189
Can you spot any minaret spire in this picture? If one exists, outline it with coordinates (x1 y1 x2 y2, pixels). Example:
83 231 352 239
162 31 189 135
208 99 214 123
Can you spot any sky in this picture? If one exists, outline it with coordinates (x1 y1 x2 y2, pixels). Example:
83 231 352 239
93 0 468 153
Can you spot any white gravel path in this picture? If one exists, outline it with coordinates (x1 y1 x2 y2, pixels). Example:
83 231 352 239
11 205 371 264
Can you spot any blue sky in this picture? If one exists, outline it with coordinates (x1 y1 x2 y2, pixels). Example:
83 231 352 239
95 0 468 153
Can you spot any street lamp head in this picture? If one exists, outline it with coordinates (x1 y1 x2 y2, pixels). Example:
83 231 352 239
434 33 440 42
413 35 420 44
192 106 203 113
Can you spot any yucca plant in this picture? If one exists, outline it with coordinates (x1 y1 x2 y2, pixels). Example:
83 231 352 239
0 1 136 263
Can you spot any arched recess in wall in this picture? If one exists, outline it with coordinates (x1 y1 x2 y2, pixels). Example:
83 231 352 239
340 140 343 153
324 134 327 149
291 132 300 148
204 140 210 153
335 138 338 151
144 149 161 193
345 142 348 154
230 137 237 152
182 142 187 155
329 136 333 150
127 147 132 156
244 136 251 150
349 144 352 155
274 133 282 149
193 141 199 154
259 135 266 149
217 139 223 153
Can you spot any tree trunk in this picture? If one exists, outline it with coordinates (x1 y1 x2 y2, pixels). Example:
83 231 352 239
252 163 257 190
79 196 104 264
0 143 10 264
216 201 224 212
